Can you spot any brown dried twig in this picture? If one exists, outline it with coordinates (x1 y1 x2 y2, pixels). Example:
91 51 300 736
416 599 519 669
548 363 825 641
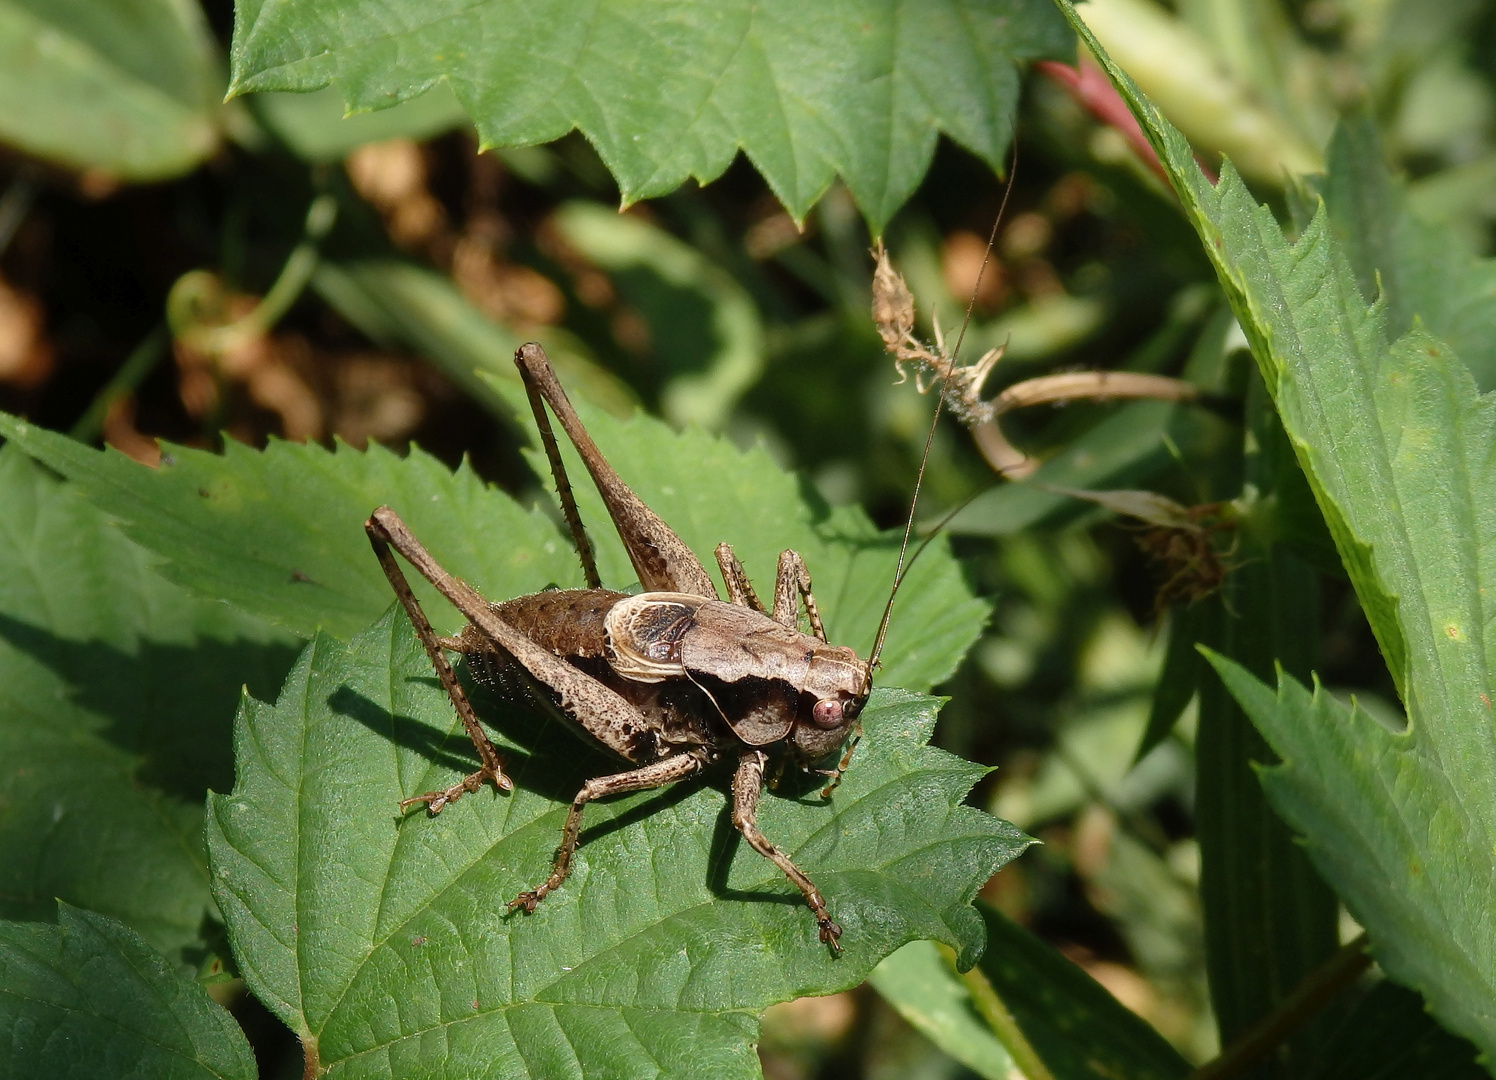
871 242 1198 479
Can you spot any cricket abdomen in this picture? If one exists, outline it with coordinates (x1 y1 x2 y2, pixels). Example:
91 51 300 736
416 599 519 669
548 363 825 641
454 586 623 711
490 588 626 658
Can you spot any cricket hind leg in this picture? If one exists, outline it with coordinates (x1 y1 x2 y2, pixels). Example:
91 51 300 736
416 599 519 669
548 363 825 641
515 347 602 590
368 506 671 769
732 750 842 952
509 749 710 913
365 514 514 814
514 343 718 599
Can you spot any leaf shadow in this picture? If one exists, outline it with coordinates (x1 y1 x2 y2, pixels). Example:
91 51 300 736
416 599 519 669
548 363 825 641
325 662 637 806
325 682 509 779
0 611 299 799
704 795 802 908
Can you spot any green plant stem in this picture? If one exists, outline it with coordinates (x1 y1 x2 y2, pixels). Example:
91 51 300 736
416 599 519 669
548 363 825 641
68 325 169 443
942 945 1056 1080
1189 933 1371 1080
241 194 338 334
170 193 338 354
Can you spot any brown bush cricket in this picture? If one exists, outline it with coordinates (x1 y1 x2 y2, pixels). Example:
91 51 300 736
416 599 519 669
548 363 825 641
365 343 912 951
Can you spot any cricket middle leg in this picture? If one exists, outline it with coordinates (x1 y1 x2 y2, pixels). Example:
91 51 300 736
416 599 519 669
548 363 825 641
509 750 710 913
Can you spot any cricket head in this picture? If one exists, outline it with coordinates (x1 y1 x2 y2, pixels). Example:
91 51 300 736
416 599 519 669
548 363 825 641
787 646 870 764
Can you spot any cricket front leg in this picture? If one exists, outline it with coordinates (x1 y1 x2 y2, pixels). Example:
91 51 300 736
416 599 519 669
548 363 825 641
717 542 829 642
732 750 842 952
777 542 861 797
715 542 766 612
509 750 709 913
366 512 513 813
817 733 862 799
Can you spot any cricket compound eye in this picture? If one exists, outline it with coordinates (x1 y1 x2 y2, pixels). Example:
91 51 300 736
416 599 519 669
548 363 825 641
811 698 845 728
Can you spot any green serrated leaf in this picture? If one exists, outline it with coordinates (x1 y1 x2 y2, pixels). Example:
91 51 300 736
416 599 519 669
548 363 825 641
0 416 579 642
227 0 1071 230
208 610 1031 1079
1059 0 1496 1056
0 446 296 965
1203 656 1496 1063
0 0 221 179
0 904 255 1080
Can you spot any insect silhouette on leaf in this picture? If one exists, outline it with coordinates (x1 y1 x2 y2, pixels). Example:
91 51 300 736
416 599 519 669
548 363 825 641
365 343 897 952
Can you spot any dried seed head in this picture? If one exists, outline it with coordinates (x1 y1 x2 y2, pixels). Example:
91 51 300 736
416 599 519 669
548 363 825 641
1046 488 1239 611
869 242 1001 427
871 241 915 354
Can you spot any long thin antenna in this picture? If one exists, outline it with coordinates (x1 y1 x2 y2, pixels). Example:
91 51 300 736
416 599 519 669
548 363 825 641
888 480 996 594
867 143 1018 671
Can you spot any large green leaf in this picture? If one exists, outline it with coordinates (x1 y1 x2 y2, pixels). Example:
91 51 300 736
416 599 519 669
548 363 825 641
1055 0 1496 1059
226 0 1072 230
0 904 255 1080
207 613 1031 1079
1204 658 1496 1065
0 0 220 179
0 445 295 965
